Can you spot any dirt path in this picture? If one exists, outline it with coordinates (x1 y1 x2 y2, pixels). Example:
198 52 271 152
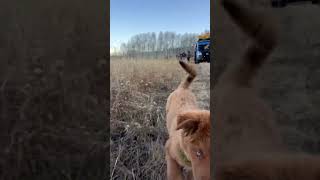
190 63 210 110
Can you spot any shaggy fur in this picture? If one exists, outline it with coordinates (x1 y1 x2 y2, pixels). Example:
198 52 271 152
213 0 320 179
165 60 210 180
213 0 285 163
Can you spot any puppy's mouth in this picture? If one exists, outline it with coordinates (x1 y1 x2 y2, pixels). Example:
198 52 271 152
178 148 192 166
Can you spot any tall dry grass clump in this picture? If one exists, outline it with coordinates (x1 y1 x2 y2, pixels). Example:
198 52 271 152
110 58 184 179
0 0 108 179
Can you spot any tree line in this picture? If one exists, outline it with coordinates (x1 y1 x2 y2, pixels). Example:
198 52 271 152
115 30 209 59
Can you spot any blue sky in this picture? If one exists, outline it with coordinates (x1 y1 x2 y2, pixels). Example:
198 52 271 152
110 0 210 51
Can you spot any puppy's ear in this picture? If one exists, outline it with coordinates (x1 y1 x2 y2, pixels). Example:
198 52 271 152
176 112 201 136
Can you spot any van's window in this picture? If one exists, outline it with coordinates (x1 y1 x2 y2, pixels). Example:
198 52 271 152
198 44 210 51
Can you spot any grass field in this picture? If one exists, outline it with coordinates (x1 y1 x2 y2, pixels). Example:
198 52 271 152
0 60 108 180
110 58 187 179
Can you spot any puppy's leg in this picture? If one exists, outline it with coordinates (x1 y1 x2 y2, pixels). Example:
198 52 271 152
185 170 194 180
166 153 183 180
165 140 183 180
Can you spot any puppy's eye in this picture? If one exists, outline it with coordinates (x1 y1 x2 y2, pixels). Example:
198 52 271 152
195 149 203 159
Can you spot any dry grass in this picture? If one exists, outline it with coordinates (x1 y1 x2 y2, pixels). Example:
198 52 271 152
110 58 186 179
0 59 108 180
1 0 107 179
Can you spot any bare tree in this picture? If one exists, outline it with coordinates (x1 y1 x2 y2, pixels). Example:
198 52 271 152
118 30 208 59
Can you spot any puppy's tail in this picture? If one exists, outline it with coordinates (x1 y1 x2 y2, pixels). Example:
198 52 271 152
178 61 197 89
221 0 278 87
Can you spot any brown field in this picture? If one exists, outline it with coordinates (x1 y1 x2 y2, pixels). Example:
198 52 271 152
1 1 107 178
0 60 108 180
110 58 210 179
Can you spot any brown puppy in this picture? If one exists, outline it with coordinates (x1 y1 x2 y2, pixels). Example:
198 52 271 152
213 0 285 164
165 61 210 180
213 0 320 179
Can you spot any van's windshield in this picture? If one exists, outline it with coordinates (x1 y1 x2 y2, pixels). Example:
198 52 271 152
198 43 210 52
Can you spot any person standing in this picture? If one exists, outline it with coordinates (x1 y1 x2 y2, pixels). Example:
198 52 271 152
181 52 186 59
187 51 191 62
